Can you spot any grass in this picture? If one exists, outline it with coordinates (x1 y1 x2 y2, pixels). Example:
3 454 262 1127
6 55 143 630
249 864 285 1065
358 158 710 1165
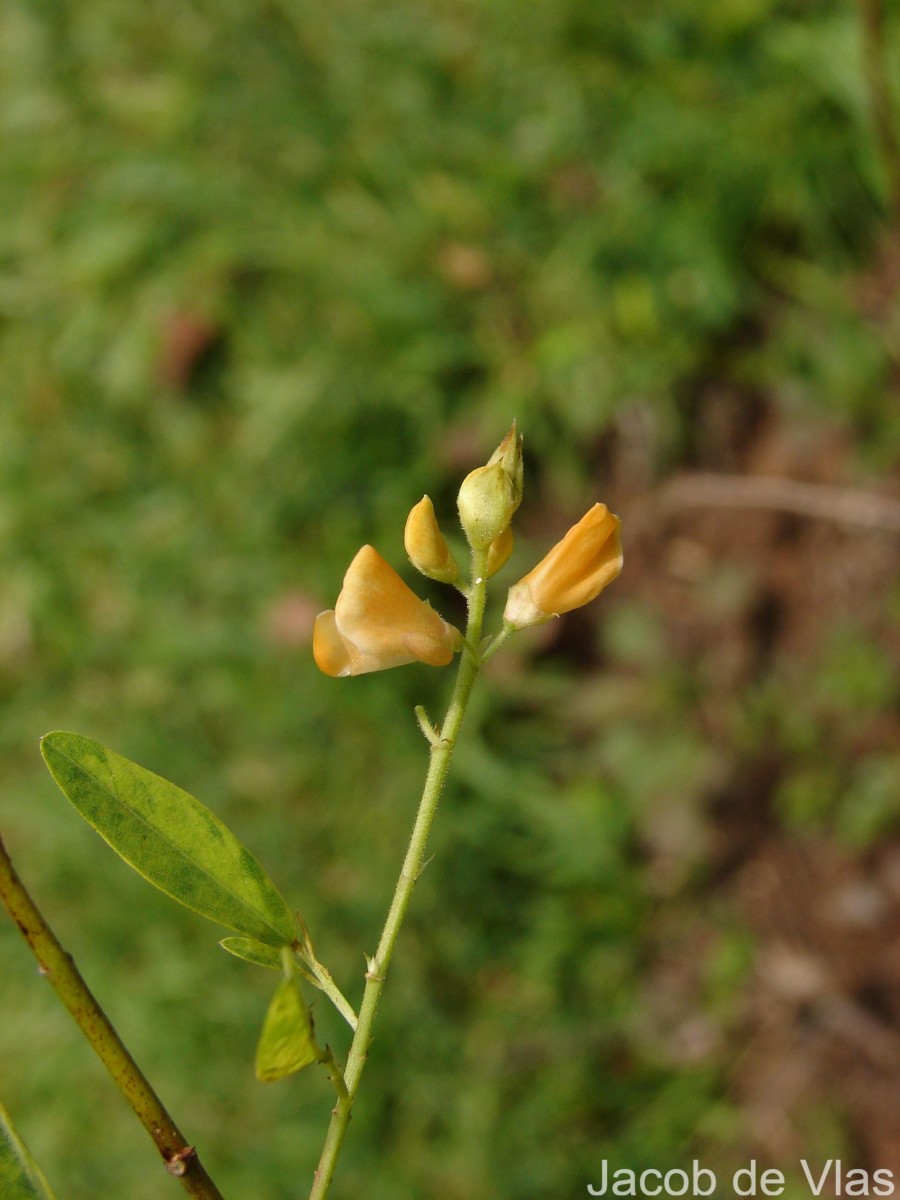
1 1 899 1196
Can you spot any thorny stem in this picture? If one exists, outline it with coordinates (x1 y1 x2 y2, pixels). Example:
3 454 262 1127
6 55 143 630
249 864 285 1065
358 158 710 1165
308 551 491 1200
0 835 225 1200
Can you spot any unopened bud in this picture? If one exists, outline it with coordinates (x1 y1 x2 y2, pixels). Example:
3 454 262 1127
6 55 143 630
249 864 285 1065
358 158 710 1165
487 421 524 515
404 496 459 584
485 527 514 577
457 462 516 551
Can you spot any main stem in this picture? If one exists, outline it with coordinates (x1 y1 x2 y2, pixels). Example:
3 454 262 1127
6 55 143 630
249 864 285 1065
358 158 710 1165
0 836 225 1200
308 556 490 1199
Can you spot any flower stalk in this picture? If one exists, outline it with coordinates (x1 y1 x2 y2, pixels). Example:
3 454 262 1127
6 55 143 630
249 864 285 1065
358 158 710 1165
308 553 490 1200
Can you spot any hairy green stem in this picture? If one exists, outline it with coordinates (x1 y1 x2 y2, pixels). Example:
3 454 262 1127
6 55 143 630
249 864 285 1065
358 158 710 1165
307 959 358 1032
480 621 514 664
308 554 490 1199
0 835 225 1200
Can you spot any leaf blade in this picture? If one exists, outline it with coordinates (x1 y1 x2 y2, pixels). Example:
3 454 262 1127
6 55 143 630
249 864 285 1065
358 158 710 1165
255 976 319 1081
0 1103 59 1200
220 936 283 970
41 731 296 947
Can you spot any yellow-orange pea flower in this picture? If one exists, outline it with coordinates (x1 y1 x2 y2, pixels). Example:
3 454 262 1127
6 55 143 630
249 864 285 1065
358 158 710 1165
503 503 623 629
314 545 462 677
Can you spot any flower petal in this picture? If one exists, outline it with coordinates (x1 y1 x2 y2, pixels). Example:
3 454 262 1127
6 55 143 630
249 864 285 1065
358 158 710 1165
404 496 459 583
313 610 354 677
313 546 462 677
504 504 623 628
313 609 419 677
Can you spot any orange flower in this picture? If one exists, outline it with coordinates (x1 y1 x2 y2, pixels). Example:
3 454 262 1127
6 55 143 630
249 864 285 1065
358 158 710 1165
314 545 462 677
503 504 622 628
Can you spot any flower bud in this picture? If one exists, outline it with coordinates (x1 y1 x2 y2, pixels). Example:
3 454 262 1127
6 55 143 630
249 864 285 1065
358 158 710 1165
487 421 524 515
485 527 514 578
503 503 622 628
314 546 462 677
404 496 459 584
457 462 517 551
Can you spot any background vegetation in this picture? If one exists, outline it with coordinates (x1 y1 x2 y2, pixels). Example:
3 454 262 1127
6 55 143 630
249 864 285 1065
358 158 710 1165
1 1 899 1197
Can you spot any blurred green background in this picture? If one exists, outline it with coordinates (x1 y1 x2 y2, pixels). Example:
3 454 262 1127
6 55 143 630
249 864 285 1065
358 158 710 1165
2 0 899 1197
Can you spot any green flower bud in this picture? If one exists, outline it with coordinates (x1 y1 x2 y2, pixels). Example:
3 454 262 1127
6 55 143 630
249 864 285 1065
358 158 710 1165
457 462 516 551
487 421 524 515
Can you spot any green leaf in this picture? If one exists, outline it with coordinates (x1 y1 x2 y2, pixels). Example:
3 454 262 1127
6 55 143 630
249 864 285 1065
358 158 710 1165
41 731 296 948
220 935 282 970
0 1103 59 1200
255 977 318 1081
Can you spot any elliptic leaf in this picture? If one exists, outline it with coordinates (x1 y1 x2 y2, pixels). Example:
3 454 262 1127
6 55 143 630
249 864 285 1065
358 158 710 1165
220 936 282 970
0 1103 59 1200
255 977 318 1081
41 732 296 947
